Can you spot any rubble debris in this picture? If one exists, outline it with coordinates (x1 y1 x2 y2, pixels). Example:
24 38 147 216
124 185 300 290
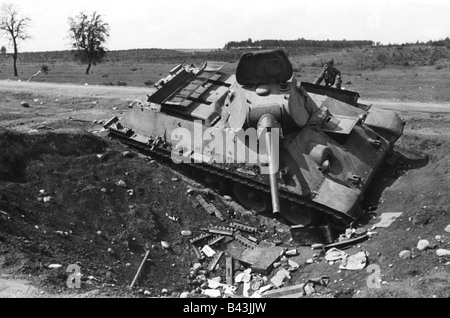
43 196 52 203
250 276 265 291
116 180 127 187
247 235 258 243
130 250 150 289
290 224 334 245
436 249 450 257
207 235 226 246
226 257 234 285
201 245 216 257
234 232 258 249
229 222 258 233
339 251 368 270
324 234 369 250
239 244 284 275
285 248 298 256
372 212 403 228
311 244 324 250
165 213 179 222
270 268 291 288
399 250 411 259
417 239 430 251
161 241 170 249
288 259 299 271
195 195 226 221
303 282 315 296
262 283 305 298
207 251 224 271
207 226 234 236
190 233 212 245
192 245 205 260
325 248 348 262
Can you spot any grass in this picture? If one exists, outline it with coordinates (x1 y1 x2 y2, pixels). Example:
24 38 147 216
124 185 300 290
0 45 449 102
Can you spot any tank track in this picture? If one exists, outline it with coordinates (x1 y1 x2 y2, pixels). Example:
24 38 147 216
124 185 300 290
108 132 355 227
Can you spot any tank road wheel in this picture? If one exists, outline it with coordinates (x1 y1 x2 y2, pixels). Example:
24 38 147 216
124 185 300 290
232 183 269 213
279 201 317 226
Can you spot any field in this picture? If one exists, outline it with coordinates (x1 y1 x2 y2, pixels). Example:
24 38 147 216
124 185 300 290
0 45 450 302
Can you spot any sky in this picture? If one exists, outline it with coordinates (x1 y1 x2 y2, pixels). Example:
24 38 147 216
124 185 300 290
1 0 449 52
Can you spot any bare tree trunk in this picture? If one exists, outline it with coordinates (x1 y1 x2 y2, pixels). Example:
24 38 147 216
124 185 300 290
13 47 18 77
85 61 92 75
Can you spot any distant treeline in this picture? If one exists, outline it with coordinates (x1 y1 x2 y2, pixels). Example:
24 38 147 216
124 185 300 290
223 38 374 50
0 46 346 64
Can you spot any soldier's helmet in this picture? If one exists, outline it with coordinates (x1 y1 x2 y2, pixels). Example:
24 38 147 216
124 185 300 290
324 58 334 65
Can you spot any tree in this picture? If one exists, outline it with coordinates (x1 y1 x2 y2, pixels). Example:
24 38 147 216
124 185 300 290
0 4 31 77
68 11 110 75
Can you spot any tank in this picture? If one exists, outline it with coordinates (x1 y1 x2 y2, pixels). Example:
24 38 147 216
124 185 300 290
104 49 404 239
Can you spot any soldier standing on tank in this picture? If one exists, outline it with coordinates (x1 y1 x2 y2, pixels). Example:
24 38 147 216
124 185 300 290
313 58 342 89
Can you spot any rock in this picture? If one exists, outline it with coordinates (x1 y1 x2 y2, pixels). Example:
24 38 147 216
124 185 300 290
223 195 232 201
122 151 132 158
180 292 190 298
285 248 298 256
39 189 46 195
43 196 52 203
436 249 450 257
116 180 127 187
304 283 315 295
445 225 450 233
143 290 151 296
161 241 170 249
399 250 411 259
181 230 192 237
161 288 169 294
21 102 30 108
417 239 430 251
435 235 442 241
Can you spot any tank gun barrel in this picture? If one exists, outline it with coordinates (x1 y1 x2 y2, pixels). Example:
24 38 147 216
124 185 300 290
258 114 281 214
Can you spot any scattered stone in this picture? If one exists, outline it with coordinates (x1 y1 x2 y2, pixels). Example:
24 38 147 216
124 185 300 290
325 248 348 262
417 239 430 251
223 195 232 201
399 250 411 259
171 178 179 182
116 180 127 187
107 248 114 254
270 268 291 288
445 225 450 233
43 196 52 203
180 292 190 298
288 259 299 270
161 241 170 249
48 264 63 269
97 231 102 236
285 248 298 256
436 249 450 257
201 245 216 257
181 230 192 237
161 288 169 294
303 283 315 296
339 251 367 270
39 189 46 195
306 259 314 264
435 235 442 241
144 290 151 296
